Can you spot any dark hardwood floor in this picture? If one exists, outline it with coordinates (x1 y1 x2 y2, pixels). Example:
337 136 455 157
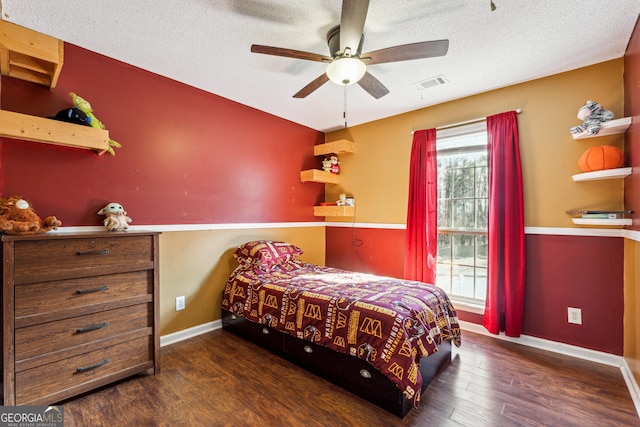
60 329 639 426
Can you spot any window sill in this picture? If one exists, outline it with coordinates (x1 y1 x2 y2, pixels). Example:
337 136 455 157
451 300 485 315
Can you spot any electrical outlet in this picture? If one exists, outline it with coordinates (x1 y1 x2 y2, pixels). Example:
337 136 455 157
568 307 582 325
176 295 185 311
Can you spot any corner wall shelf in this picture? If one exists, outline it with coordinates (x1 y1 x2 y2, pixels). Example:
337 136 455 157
302 139 356 214
313 139 355 156
313 205 355 217
569 117 632 228
572 167 632 181
0 109 110 153
572 218 632 226
301 140 354 184
300 169 339 184
572 117 632 140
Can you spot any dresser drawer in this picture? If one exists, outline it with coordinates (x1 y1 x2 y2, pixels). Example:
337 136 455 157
15 270 152 327
13 235 154 283
15 335 153 406
16 303 152 367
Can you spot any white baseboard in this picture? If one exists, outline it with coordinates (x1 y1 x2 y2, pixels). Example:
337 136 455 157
459 320 622 366
621 358 640 418
160 320 221 347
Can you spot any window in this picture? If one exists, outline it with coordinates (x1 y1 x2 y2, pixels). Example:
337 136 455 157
435 123 488 305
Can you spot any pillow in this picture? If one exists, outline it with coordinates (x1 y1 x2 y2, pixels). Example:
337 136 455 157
233 240 303 269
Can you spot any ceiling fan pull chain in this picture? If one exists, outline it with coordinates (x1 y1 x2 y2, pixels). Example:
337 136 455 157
344 85 348 128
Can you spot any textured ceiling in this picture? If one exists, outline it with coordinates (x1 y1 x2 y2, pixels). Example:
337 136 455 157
1 0 639 132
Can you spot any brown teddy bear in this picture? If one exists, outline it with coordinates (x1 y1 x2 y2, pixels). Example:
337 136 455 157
0 196 62 234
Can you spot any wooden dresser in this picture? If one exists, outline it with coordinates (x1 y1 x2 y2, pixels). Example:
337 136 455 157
1 230 160 405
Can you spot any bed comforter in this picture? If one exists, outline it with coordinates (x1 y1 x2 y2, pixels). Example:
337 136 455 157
221 260 461 408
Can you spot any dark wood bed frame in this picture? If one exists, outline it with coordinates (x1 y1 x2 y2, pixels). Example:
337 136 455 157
221 308 452 418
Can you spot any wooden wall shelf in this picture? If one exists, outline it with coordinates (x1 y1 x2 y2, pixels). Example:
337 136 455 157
0 109 110 153
0 20 63 90
300 169 339 184
314 139 355 156
0 23 112 154
313 205 355 217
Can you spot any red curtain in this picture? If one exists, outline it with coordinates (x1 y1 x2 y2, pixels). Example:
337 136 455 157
404 129 438 283
483 111 526 337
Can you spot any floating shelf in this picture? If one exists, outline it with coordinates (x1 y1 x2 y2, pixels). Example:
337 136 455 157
0 20 63 90
572 218 632 226
572 117 632 140
313 205 355 217
0 109 110 153
300 169 339 184
572 167 632 181
314 139 355 156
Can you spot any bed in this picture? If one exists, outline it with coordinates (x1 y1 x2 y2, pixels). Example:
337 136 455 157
220 240 461 418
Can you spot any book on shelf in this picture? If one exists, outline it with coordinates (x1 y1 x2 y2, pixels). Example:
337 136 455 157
580 213 625 219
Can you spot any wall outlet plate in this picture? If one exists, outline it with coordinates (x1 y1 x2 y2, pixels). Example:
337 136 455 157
568 307 582 324
176 295 186 311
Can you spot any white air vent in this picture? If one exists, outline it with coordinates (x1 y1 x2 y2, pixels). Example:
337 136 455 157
413 75 448 90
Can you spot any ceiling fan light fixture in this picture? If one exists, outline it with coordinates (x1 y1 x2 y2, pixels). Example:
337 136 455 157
326 57 366 86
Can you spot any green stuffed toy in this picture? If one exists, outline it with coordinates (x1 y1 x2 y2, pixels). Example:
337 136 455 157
70 92 122 155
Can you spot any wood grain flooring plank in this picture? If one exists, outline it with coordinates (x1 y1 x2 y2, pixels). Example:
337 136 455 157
57 329 639 426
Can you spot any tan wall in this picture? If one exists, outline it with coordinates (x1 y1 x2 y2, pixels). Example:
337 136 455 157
325 59 625 228
624 238 640 379
159 226 325 335
158 60 627 339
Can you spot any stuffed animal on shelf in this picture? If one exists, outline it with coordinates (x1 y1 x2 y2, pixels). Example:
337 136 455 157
50 107 91 126
578 145 624 172
70 92 122 156
98 202 132 231
0 196 61 234
569 100 615 137
322 154 340 174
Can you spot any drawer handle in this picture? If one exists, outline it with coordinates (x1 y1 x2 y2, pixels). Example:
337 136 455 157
76 285 110 294
76 322 110 334
231 314 237 320
303 345 313 354
76 358 110 373
76 249 110 256
360 369 372 379
262 328 269 335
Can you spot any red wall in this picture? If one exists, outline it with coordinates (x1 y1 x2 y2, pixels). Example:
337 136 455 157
0 44 325 226
625 15 640 227
326 226 624 354
326 226 405 277
523 234 623 354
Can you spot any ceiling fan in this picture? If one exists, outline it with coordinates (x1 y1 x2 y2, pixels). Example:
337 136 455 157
250 0 449 99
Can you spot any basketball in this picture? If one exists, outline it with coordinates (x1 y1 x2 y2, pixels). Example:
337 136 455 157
578 145 624 172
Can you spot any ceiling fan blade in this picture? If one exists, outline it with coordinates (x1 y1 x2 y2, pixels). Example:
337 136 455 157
358 72 389 99
251 45 331 62
340 0 369 55
293 73 330 98
362 40 449 65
